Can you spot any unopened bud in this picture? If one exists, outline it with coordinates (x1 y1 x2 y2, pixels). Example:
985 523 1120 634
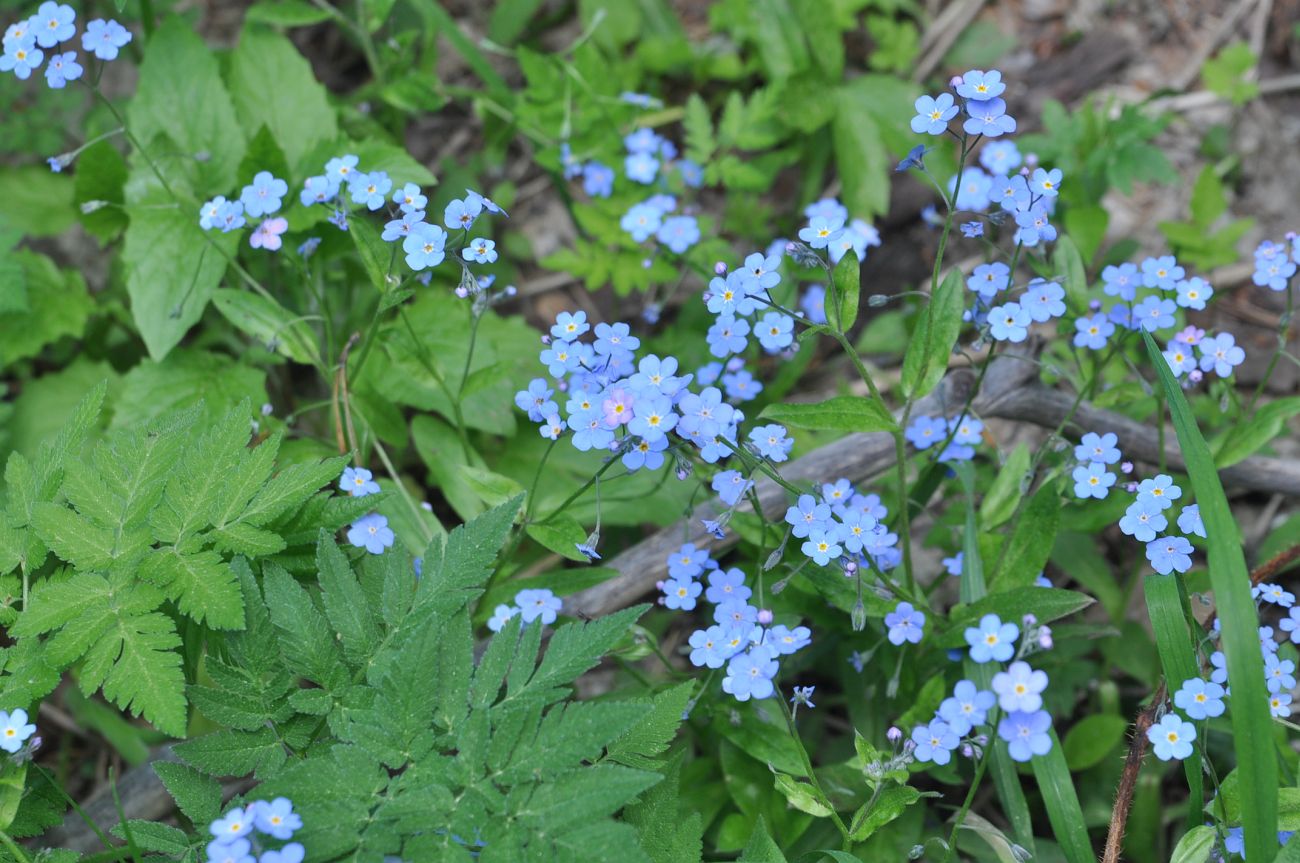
757 608 773 625
886 726 903 742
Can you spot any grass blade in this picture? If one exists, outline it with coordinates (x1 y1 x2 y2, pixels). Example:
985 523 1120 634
1143 573 1205 827
1143 330 1277 860
1030 731 1095 863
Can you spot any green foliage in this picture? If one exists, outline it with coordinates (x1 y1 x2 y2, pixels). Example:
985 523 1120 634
1158 165 1255 269
1202 42 1260 105
1 395 344 734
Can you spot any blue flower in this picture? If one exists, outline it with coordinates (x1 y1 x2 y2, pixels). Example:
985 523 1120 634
755 312 794 352
910 93 958 135
487 604 518 632
581 161 614 197
1021 279 1065 322
1173 677 1225 719
252 798 301 840
722 369 762 402
1140 255 1185 291
382 210 426 242
625 151 659 184
938 680 995 735
206 837 254 863
785 494 831 538
715 599 759 630
943 552 964 576
1253 249 1297 291
801 528 842 566
798 216 845 249
1163 340 1197 377
968 262 1011 299
1101 262 1140 300
1 41 43 79
835 509 877 554
621 202 663 242
628 393 676 442
662 576 703 611
1265 654 1296 694
1175 277 1212 310
706 567 751 604
677 158 704 187
1133 295 1176 331
896 144 929 172
1177 504 1206 538
349 171 393 210
462 237 498 263
623 436 668 471
1013 204 1056 246
1272 693 1293 718
707 272 760 317
722 646 779 702
212 199 247 233
957 69 1006 100
240 171 288 218
965 614 1018 663
42 50 80 88
998 709 1053 762
1146 714 1195 760
1198 332 1245 377
300 175 335 206
749 424 793 462
979 140 1021 174
444 196 482 231
1030 167 1062 197
988 302 1030 342
550 310 589 342
657 215 700 253
1072 313 1114 350
403 223 447 270
1075 431 1121 465
393 183 427 214
884 601 925 645
340 466 381 497
465 187 507 216
911 719 960 765
767 624 812 655
689 624 742 668
33 2 75 48
347 513 394 554
516 588 561 624
706 315 750 358
949 167 992 211
800 285 827 324
259 844 304 863
960 221 984 238
963 97 1016 137
1146 535 1193 575
324 153 360 189
209 807 254 844
1137 474 1182 510
0 708 36 754
805 198 848 222
712 470 752 507
992 661 1048 712
1119 500 1167 542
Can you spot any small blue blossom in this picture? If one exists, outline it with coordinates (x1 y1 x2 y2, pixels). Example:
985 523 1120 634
904 415 945 450
1254 247 1298 291
1119 500 1167 542
968 262 1011 298
259 844 304 863
749 424 793 462
347 513 395 555
0 709 36 754
722 369 762 402
621 202 663 242
42 50 80 88
517 588 561 624
1177 504 1206 538
1265 654 1297 694
462 237 498 263
340 466 381 497
1256 583 1296 608
662 576 703 611
965 614 1018 663
689 625 741 669
938 680 996 735
1076 432 1121 464
628 393 676 442
712 470 752 507
798 216 845 249
1030 167 1062 198
896 144 929 172
1021 279 1066 322
957 69 1006 100
835 510 877 554
622 436 668 471
1146 535 1194 575
1146 714 1195 760
755 312 794 352
1013 204 1057 246
785 494 832 538
1175 277 1212 310
392 183 427 213
625 151 659 184
1101 262 1140 300
33 2 76 48
1 41 43 79
943 552 964 577
550 310 589 342
487 604 518 632
911 93 958 135
961 221 985 238
324 154 360 188
240 172 288 218
998 709 1053 762
1137 474 1182 510
300 175 335 206
801 528 842 566
979 140 1021 174
963 97 1017 137
349 171 393 211
1174 677 1226 719
382 210 426 242
722 646 779 701
444 196 482 231
1198 332 1245 377
1163 340 1198 377
209 808 254 844
884 601 925 645
252 798 301 840
465 187 506 216
1273 692 1294 718
992 661 1048 712
1140 255 1185 291
767 624 812 655
706 567 750 604
403 223 447 270
657 215 700 253
911 719 960 765
582 161 615 197
800 285 827 324
950 168 992 211
988 302 1031 342
207 838 255 863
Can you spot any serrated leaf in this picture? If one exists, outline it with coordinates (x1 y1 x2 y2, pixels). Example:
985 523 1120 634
606 681 694 769
139 549 245 630
31 504 115 571
830 251 860 330
263 563 348 689
415 497 522 614
900 268 964 400
175 727 287 777
316 531 380 664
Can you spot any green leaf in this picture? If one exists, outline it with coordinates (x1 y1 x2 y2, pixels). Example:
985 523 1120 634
832 86 888 220
848 784 923 842
1051 235 1088 312
349 214 394 293
526 515 589 562
415 497 522 613
139 549 245 630
606 681 694 769
316 531 380 664
228 28 338 176
1169 825 1216 863
31 504 115 571
1063 205 1108 263
992 482 1060 588
175 727 287 778
127 16 244 191
830 251 860 331
1189 164 1226 227
525 606 647 698
1214 396 1300 467
1062 714 1128 770
1143 329 1276 859
0 763 26 833
758 396 896 433
110 821 191 855
624 755 704 863
683 94 716 165
263 563 348 689
74 140 129 243
0 167 76 238
738 815 789 863
939 588 1093 647
900 269 964 400
1030 729 1094 863
979 444 1030 529
0 250 93 368
212 289 321 366
113 350 266 430
1202 41 1259 105
1144 572 1206 823
772 772 833 818
245 0 335 26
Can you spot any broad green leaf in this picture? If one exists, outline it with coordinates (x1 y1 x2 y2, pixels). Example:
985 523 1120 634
1214 396 1300 468
1030 729 1094 863
759 396 896 433
526 515 589 562
0 250 93 369
832 86 888 220
0 167 76 238
0 763 25 832
1169 825 1216 863
1062 714 1128 770
979 444 1030 529
139 549 245 630
263 563 348 689
993 482 1060 588
848 784 923 842
245 0 335 26
1144 329 1275 860
772 772 833 818
900 268 963 400
113 349 266 429
74 141 129 243
175 727 286 778
831 251 860 331
1052 235 1088 312
738 815 789 863
212 289 321 366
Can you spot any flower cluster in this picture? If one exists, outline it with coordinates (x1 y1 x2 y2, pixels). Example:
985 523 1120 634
904 413 983 463
207 798 303 863
1071 431 1122 500
1251 235 1300 291
782 478 901 573
672 543 811 703
2 4 130 87
794 198 883 265
486 587 562 632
